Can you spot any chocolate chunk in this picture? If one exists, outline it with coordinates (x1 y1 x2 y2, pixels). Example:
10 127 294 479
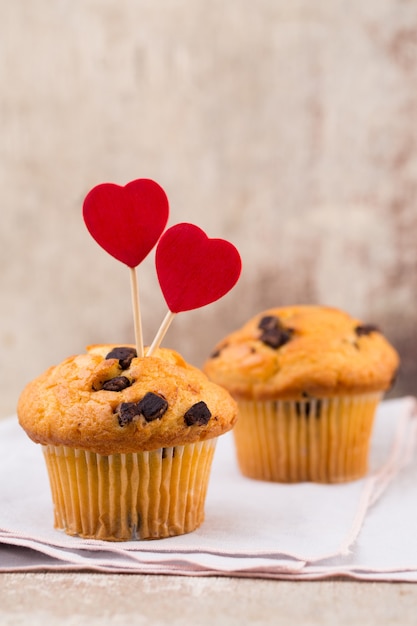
116 393 168 427
355 324 380 337
117 402 140 427
105 347 137 369
137 392 168 422
295 400 322 419
184 401 212 426
102 376 131 392
162 447 176 459
258 316 279 332
258 315 293 349
261 329 292 349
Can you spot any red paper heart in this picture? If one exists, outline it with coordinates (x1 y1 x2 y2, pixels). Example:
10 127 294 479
155 223 242 313
83 178 169 268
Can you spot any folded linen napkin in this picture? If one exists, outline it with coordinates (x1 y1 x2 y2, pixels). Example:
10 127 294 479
0 397 416 579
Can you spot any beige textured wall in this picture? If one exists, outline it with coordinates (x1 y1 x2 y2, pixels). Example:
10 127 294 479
2 0 417 417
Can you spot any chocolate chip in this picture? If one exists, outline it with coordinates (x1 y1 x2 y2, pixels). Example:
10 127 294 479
102 376 131 392
184 401 212 426
262 329 292 348
162 447 176 459
355 324 380 337
258 316 279 332
117 402 140 427
258 315 293 349
295 400 322 419
115 392 168 427
137 392 168 422
105 347 137 369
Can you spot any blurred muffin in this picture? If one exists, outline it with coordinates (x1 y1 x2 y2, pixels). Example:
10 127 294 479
204 305 399 483
17 344 237 540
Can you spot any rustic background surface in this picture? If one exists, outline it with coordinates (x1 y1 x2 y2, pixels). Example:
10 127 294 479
1 0 417 417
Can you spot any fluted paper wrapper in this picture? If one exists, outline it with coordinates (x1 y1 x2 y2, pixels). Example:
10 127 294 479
233 393 383 483
42 439 217 541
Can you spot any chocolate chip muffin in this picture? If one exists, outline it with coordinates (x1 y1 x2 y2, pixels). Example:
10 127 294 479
204 305 399 483
17 345 237 540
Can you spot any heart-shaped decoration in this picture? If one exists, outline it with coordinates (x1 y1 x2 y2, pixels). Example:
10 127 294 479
83 178 169 267
156 223 242 313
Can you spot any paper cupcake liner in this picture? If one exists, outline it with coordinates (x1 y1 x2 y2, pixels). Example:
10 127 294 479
233 393 383 483
42 438 217 541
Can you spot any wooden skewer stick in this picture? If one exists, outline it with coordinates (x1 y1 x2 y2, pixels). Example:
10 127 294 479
129 267 144 358
146 310 176 356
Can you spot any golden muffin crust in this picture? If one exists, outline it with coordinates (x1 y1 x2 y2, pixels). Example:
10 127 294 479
204 305 400 400
18 345 238 455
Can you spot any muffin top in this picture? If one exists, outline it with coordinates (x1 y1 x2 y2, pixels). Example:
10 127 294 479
17 345 238 455
203 305 400 400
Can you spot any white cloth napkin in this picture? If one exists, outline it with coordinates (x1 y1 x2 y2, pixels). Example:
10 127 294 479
0 397 416 580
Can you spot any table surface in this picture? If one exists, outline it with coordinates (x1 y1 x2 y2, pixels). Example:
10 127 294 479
1 574 416 625
2 400 416 624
